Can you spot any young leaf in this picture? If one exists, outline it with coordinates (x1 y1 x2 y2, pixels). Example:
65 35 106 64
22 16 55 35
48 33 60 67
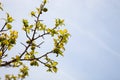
43 8 48 12
52 62 58 66
52 66 57 73
6 23 12 29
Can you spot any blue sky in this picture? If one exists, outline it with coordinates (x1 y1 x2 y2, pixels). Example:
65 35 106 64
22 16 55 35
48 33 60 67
0 0 120 80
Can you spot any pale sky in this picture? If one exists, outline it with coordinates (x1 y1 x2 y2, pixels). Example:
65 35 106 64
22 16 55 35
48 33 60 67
0 0 120 80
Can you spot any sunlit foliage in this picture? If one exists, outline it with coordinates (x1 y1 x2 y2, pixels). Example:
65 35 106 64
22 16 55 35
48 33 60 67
0 0 70 80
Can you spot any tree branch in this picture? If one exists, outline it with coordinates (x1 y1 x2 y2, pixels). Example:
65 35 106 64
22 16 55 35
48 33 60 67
0 22 7 32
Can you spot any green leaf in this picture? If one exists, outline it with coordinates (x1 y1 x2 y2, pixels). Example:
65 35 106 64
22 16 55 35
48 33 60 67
55 18 65 27
6 23 12 29
24 54 30 60
30 60 39 66
52 62 58 66
0 51 2 57
31 46 35 50
15 55 20 61
0 3 3 11
31 11 35 16
7 13 14 23
29 25 33 28
22 19 29 27
47 68 52 72
43 8 48 12
26 40 31 44
53 48 64 56
45 64 51 68
52 66 57 73
43 0 47 4
0 59 2 64
8 45 13 50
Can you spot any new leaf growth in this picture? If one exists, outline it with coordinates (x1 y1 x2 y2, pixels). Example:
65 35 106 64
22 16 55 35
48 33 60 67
0 0 70 80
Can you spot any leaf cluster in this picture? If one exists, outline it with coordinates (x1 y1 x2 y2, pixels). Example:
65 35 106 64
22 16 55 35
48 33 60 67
0 0 70 80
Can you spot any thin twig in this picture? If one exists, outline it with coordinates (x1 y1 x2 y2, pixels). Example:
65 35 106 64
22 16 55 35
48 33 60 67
36 41 44 48
0 22 7 32
25 31 31 40
20 42 27 47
